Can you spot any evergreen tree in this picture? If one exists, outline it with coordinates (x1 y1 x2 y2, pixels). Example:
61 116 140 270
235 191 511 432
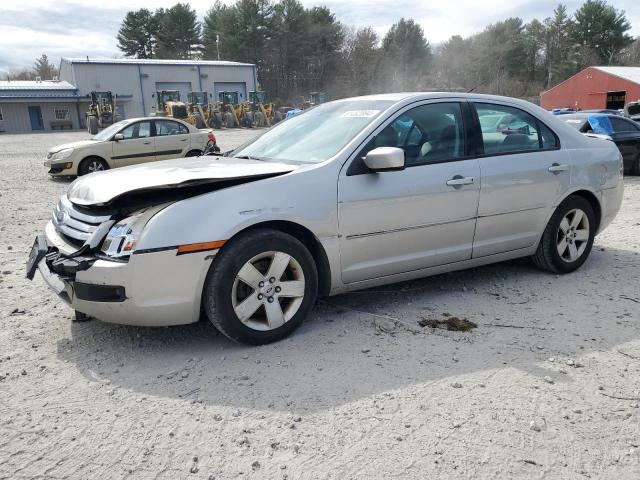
155 3 201 59
381 19 431 91
571 0 633 66
33 54 57 79
117 8 158 58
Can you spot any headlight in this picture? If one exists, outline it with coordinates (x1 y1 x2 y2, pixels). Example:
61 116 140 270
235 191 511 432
100 204 169 258
52 148 74 160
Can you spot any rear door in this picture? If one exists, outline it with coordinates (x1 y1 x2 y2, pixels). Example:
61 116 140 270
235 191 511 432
471 102 571 257
111 120 154 167
153 119 191 160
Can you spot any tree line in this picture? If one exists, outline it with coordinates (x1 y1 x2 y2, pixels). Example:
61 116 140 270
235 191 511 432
4 55 59 81
112 0 637 103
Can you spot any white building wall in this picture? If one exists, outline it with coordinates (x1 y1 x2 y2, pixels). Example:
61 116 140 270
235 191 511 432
0 100 81 134
60 60 257 119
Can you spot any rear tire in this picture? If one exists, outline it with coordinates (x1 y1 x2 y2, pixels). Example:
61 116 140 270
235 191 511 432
202 229 318 345
224 112 234 128
185 150 201 157
87 116 98 135
193 113 205 129
78 157 108 176
632 155 640 176
212 112 223 129
242 111 253 128
532 195 596 274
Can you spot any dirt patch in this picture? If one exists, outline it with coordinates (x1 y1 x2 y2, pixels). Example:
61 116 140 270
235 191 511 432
418 315 477 331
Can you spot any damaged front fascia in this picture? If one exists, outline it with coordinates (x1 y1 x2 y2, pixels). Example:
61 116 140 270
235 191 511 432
54 171 292 271
71 172 291 218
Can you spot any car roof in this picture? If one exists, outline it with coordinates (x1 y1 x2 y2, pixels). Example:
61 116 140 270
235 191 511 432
331 92 556 116
124 116 188 123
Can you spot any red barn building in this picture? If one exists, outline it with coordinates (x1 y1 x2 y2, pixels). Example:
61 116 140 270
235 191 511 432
541 66 640 111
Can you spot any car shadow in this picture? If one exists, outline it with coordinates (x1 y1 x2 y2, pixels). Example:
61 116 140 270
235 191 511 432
56 245 640 413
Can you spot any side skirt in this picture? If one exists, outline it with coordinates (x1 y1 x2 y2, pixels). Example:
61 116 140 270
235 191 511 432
332 246 536 294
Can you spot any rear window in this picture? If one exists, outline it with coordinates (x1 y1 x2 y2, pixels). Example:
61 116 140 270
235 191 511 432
475 103 558 155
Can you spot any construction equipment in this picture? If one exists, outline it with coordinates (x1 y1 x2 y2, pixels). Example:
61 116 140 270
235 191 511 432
186 91 221 128
247 91 281 127
86 91 116 135
303 92 328 109
154 90 190 122
217 91 245 128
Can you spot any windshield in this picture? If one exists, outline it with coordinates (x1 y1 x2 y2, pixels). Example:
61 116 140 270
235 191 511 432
92 120 129 141
231 100 394 163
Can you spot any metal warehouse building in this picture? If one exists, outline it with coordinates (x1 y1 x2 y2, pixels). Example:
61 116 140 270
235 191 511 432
541 66 640 111
0 57 257 134
60 58 257 122
0 80 82 133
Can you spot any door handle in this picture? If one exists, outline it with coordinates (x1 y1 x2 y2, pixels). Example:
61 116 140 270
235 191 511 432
180 138 188 142
548 163 569 173
143 141 151 145
446 176 474 187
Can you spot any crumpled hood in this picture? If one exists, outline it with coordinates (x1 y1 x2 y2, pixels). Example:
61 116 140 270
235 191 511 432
67 156 297 206
48 139 98 153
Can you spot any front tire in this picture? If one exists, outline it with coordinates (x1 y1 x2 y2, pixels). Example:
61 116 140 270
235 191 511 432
78 157 108 176
202 229 318 345
532 195 596 273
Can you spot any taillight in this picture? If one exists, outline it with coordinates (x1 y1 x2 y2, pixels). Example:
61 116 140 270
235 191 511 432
208 133 216 143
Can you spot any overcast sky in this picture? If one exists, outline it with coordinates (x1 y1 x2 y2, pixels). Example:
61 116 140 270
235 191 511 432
1 0 638 76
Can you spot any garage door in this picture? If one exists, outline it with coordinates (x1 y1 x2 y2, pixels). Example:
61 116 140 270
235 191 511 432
213 82 247 102
155 82 192 103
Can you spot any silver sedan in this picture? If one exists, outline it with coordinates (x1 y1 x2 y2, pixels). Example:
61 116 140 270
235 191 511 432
29 93 624 344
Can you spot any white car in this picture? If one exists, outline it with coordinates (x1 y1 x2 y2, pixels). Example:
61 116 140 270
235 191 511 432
28 93 623 345
44 117 219 176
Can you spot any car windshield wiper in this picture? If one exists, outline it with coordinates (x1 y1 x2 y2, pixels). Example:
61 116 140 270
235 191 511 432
234 155 266 161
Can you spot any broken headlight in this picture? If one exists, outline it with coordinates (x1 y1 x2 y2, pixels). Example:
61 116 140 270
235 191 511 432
100 204 169 258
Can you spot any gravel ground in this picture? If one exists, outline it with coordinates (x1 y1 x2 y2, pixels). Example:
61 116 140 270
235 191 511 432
1 130 639 479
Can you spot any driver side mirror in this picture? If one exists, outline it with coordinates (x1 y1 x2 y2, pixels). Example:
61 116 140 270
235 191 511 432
363 147 405 172
113 133 124 141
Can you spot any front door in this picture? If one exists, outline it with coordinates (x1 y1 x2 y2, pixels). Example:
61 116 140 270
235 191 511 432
338 101 480 284
111 120 154 167
153 119 191 160
28 106 44 130
472 102 571 257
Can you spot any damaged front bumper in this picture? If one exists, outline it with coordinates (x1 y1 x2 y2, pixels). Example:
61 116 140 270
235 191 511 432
28 221 216 327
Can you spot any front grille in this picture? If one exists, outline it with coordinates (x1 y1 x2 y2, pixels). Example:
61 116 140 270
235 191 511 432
52 196 112 245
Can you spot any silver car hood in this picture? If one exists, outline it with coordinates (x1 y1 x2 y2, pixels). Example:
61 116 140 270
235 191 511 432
68 156 297 206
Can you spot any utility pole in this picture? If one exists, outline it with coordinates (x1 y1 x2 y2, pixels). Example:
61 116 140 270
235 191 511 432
216 35 220 61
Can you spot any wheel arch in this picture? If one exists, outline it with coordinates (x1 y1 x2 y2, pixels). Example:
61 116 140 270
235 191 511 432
229 220 332 296
564 189 602 233
185 149 202 157
535 188 603 251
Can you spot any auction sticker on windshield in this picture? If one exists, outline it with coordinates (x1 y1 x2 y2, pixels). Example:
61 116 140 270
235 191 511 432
341 110 380 118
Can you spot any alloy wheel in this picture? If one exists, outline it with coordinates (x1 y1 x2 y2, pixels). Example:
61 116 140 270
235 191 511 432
231 251 305 331
87 160 104 172
556 208 590 262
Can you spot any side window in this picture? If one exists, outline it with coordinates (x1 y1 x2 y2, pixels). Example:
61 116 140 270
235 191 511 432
540 122 559 149
361 102 465 167
610 117 639 132
475 103 556 155
156 120 188 136
120 121 151 140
